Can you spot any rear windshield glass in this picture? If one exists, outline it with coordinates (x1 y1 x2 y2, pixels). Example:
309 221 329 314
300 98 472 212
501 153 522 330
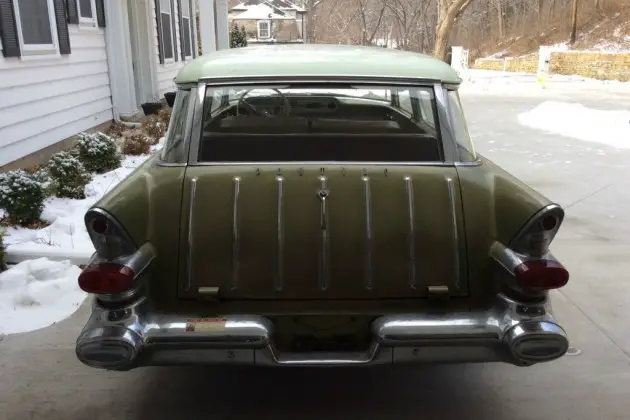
198 84 443 162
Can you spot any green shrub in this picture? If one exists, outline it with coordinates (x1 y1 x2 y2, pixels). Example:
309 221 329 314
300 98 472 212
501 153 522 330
75 132 122 173
48 151 92 199
0 170 45 225
122 130 152 155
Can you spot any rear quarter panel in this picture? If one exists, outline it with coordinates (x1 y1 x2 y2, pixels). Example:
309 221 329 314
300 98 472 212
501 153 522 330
90 154 186 305
456 155 553 298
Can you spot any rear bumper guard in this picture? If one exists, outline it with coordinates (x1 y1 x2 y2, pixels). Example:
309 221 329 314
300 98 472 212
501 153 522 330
75 294 569 370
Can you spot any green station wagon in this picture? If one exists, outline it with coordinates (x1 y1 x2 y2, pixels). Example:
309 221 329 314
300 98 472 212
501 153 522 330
75 44 570 370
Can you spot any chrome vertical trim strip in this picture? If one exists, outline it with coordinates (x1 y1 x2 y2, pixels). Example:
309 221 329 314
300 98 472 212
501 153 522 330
185 177 198 292
318 176 330 291
446 176 460 289
362 175 373 290
275 176 284 291
404 176 416 289
231 176 241 290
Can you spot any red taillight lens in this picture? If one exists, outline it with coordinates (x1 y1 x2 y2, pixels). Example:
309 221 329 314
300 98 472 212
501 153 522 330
514 259 569 290
78 263 135 294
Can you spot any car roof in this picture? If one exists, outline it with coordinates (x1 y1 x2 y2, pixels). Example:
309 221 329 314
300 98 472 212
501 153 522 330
174 44 462 85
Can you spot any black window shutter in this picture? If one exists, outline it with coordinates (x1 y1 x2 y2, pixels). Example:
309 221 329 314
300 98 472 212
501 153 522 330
190 0 196 58
170 0 178 61
96 0 105 27
177 0 185 60
155 0 164 64
53 0 71 54
0 0 20 57
66 0 79 24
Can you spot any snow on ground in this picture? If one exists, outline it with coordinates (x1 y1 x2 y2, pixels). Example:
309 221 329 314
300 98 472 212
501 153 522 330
518 101 630 149
0 142 164 335
0 258 86 335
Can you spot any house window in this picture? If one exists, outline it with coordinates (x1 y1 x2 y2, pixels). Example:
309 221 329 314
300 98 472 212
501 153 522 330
12 0 57 53
78 0 97 25
180 0 193 58
160 0 175 60
257 20 270 38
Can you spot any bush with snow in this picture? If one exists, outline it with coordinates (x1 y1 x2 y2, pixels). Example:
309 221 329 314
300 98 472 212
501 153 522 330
141 114 167 144
0 170 45 226
26 166 53 198
122 129 152 155
75 132 122 174
48 151 92 199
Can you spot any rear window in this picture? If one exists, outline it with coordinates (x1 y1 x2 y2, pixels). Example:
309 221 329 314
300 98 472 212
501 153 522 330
197 84 443 162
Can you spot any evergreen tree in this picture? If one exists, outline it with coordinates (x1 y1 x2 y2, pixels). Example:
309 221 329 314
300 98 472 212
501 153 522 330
230 24 248 48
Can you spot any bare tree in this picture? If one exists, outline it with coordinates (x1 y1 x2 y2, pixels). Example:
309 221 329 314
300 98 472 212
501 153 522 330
434 0 474 60
386 0 431 50
356 0 390 45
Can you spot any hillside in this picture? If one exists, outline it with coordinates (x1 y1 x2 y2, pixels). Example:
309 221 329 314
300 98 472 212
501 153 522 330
476 9 630 60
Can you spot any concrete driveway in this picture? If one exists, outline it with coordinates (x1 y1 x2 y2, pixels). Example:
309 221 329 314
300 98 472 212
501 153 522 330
2 77 630 420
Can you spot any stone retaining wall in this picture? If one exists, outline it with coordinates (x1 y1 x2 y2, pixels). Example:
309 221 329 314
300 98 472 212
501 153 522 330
474 50 630 81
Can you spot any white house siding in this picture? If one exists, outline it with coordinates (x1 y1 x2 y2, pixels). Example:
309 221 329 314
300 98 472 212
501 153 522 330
0 26 112 168
150 1 194 98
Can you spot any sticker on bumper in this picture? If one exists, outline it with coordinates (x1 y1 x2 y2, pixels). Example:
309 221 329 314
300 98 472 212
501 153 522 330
185 317 227 332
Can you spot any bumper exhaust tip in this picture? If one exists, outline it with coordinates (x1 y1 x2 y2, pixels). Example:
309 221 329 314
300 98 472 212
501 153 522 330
76 327 142 370
506 321 569 363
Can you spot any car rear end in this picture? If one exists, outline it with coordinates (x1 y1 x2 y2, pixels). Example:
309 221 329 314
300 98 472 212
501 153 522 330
75 75 570 370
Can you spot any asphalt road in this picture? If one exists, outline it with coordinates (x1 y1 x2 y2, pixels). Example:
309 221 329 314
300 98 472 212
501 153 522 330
2 76 630 420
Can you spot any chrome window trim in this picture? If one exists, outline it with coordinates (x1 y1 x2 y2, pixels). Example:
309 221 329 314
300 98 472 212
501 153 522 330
157 86 197 166
433 83 458 164
444 87 478 163
198 75 445 86
186 82 207 165
188 79 481 167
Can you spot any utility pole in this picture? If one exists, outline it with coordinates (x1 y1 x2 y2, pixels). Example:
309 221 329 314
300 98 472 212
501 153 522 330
570 0 579 44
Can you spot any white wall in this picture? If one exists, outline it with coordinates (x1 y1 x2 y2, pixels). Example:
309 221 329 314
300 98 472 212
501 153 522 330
150 1 192 98
0 26 113 167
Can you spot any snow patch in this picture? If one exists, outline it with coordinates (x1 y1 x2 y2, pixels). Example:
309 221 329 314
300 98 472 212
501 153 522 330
0 258 86 335
518 101 630 149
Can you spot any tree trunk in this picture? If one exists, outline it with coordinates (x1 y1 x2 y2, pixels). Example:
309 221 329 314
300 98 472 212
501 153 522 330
433 0 472 61
496 0 504 39
570 0 579 44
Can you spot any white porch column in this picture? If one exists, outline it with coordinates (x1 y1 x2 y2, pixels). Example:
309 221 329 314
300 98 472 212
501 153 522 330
104 0 139 117
199 0 217 54
215 0 230 50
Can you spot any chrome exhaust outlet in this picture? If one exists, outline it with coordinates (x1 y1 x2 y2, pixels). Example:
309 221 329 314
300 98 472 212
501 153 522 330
76 326 142 370
505 321 569 363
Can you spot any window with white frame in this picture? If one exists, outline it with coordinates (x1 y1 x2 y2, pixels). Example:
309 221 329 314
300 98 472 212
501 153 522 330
159 0 175 60
180 0 193 58
78 0 97 25
257 20 270 38
13 0 58 53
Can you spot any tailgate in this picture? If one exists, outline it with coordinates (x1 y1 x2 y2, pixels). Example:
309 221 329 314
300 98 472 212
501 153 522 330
179 165 467 299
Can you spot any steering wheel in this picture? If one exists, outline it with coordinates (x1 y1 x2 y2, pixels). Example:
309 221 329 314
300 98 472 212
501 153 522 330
237 89 292 117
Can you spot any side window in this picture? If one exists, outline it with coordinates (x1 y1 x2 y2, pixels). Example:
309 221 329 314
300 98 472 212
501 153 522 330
447 90 476 162
160 89 192 163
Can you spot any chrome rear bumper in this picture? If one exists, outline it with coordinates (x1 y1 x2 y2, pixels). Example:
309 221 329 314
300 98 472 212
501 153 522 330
75 294 569 370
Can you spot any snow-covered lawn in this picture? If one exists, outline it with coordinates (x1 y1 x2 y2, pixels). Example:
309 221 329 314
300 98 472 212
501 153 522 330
518 101 630 149
0 143 162 335
0 258 86 335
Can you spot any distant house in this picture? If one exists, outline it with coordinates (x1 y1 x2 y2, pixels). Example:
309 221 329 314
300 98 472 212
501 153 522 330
0 0 227 171
228 0 306 44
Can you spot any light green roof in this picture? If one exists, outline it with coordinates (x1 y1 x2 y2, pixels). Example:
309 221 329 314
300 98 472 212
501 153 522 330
175 44 461 85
